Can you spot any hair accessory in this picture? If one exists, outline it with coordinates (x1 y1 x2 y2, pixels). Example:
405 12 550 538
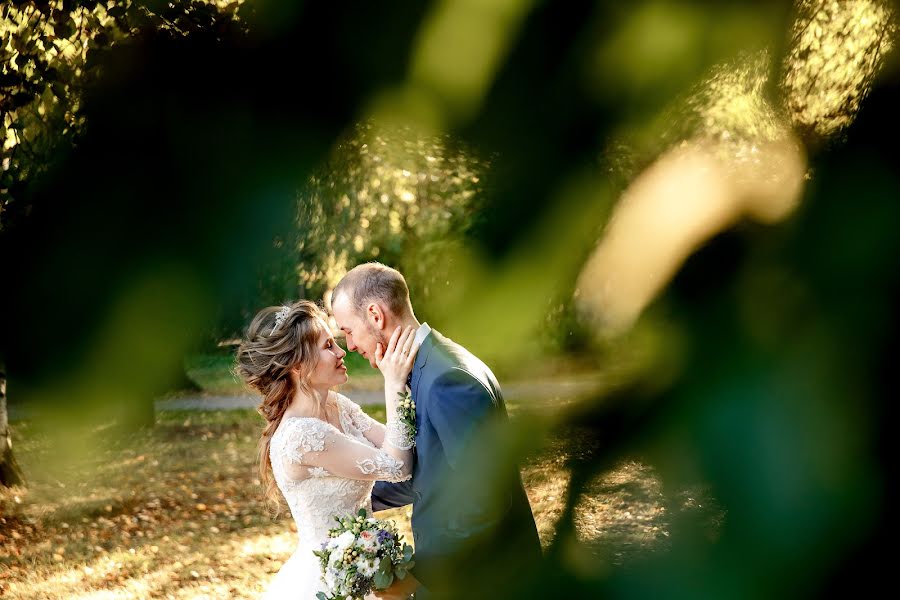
272 305 291 334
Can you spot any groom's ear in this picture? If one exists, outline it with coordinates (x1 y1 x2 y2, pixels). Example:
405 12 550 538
365 302 386 330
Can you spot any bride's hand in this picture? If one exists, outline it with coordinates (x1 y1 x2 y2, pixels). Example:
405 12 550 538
374 326 419 389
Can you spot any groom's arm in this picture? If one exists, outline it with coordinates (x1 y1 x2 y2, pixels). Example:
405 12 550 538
429 368 496 470
372 479 415 511
428 368 507 542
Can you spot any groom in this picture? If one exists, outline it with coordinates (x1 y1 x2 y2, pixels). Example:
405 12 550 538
332 262 542 599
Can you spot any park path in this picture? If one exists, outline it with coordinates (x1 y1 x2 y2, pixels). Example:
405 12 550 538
154 376 605 411
5 376 606 421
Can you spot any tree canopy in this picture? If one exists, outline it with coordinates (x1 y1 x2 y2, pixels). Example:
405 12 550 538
2 0 898 597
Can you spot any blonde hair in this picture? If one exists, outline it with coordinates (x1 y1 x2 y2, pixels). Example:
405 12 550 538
234 300 329 511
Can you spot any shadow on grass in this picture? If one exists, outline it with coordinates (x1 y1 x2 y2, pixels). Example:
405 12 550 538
1 406 723 599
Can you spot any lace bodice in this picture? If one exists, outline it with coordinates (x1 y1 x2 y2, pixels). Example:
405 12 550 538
269 393 413 550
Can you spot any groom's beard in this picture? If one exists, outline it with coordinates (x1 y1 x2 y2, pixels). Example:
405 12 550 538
368 323 389 357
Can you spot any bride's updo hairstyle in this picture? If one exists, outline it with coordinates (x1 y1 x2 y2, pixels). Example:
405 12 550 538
235 300 329 509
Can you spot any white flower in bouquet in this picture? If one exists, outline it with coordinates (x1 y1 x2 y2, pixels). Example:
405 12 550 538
323 568 338 591
334 530 356 551
355 555 377 578
313 509 416 600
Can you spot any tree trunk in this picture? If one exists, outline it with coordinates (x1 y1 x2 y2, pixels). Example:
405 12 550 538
172 361 201 393
0 358 26 487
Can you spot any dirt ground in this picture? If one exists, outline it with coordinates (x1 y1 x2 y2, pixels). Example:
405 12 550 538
0 410 724 599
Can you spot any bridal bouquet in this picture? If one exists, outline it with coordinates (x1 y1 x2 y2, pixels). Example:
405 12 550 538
314 509 415 600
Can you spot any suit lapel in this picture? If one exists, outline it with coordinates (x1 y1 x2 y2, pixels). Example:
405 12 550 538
411 331 436 432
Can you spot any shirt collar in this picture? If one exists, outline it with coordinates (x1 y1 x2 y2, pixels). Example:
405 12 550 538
414 322 432 347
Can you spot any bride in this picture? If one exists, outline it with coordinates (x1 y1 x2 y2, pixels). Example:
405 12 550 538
235 300 419 599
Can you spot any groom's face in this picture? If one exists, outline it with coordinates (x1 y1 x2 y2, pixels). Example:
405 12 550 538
332 293 386 369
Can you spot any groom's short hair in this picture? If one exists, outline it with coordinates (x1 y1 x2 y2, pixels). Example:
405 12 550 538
333 262 413 317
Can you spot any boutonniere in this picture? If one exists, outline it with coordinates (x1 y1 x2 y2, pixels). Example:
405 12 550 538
395 390 417 448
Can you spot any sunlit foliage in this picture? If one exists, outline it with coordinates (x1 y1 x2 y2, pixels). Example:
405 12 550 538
0 0 244 228
297 121 487 314
579 0 896 332
782 0 896 138
1 0 897 597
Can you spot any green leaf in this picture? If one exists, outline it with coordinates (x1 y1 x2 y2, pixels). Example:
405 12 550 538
316 594 328 600
377 555 392 575
402 544 413 561
374 568 394 589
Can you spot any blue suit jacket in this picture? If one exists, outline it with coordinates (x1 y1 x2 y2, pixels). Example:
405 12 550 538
372 330 542 596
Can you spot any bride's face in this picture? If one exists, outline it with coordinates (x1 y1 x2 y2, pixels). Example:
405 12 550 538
306 323 349 388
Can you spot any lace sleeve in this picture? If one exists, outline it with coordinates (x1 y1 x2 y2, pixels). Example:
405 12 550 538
276 417 329 465
335 393 387 448
385 420 415 450
290 418 412 483
338 394 412 450
338 394 381 434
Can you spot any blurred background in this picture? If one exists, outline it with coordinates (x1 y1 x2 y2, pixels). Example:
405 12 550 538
1 0 897 598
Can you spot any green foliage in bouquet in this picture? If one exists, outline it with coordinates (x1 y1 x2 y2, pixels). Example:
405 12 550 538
314 508 415 600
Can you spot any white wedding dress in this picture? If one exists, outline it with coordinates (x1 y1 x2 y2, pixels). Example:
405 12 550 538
263 392 413 599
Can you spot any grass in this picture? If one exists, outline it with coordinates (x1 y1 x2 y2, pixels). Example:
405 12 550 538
181 353 243 394
181 347 382 396
178 341 624 397
0 406 723 599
